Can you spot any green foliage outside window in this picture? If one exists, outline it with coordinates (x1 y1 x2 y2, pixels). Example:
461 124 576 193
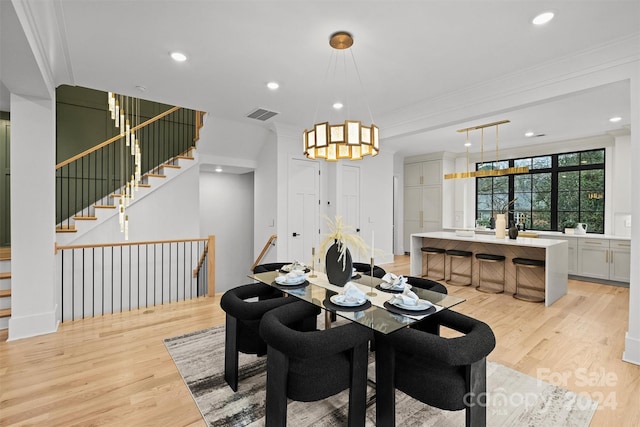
475 149 605 233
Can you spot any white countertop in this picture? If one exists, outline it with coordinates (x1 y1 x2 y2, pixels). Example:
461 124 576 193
414 231 565 248
444 228 631 241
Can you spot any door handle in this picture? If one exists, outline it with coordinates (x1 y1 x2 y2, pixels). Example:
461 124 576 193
292 232 301 237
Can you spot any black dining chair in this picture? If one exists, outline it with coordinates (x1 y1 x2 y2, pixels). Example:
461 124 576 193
377 310 496 427
259 300 373 427
352 261 386 278
220 262 315 391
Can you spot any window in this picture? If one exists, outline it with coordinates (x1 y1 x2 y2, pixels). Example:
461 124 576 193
475 149 605 233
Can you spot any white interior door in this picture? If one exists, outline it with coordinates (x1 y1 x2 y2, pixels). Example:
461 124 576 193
288 159 320 264
342 165 361 260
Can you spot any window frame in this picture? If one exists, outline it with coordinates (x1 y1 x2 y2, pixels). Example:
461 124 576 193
474 148 605 233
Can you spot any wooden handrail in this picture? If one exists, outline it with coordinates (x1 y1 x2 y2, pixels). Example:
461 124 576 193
55 237 208 254
251 234 277 271
55 106 181 169
193 243 209 277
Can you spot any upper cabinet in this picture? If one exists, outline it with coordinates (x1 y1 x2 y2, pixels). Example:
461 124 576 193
404 160 443 250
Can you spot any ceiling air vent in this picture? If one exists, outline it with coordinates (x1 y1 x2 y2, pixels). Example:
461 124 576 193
246 107 279 121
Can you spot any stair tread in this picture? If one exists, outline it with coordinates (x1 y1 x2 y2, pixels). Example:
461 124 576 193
0 308 10 318
0 272 10 280
56 227 77 233
176 156 194 160
145 173 166 178
163 164 181 169
73 216 97 220
94 205 116 209
138 184 151 188
0 247 10 261
0 289 10 297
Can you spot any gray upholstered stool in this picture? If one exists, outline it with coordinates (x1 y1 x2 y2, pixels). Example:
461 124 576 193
420 247 446 280
445 249 473 286
512 257 545 303
475 253 506 293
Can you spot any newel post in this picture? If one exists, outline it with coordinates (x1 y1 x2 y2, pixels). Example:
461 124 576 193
207 235 216 297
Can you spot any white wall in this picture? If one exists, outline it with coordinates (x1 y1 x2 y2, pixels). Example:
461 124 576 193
9 94 58 340
65 166 201 244
254 130 278 264
200 170 254 293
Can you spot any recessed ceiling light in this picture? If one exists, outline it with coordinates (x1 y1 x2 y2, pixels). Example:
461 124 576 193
267 82 279 90
170 52 187 62
609 116 622 123
215 167 223 173
333 102 343 110
532 11 555 25
524 131 535 137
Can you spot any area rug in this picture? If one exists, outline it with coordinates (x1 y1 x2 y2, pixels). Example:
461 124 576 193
164 326 597 426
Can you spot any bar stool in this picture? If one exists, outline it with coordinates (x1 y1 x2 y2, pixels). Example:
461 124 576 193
475 253 506 293
445 249 473 286
420 247 446 280
512 257 545 303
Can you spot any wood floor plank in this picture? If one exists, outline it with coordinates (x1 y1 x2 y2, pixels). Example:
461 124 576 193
0 257 638 426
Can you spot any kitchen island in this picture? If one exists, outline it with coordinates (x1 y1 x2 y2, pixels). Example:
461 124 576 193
410 231 568 306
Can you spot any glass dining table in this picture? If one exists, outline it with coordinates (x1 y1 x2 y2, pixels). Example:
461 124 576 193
248 270 466 426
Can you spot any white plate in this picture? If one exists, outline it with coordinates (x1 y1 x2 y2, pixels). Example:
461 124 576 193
330 294 367 307
391 299 432 311
275 275 306 285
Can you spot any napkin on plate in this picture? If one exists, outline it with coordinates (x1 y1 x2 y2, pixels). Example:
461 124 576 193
389 288 431 308
275 270 306 284
342 282 367 303
380 273 410 290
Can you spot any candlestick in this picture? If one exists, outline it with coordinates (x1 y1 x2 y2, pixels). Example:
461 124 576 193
366 256 377 296
309 246 317 278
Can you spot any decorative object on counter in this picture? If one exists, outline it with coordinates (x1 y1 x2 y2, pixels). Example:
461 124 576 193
495 198 516 239
508 220 519 239
489 217 496 229
561 220 576 234
574 222 588 235
495 214 507 239
319 216 370 286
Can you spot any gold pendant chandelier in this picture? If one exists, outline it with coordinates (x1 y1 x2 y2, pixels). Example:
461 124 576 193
444 119 529 179
303 32 379 161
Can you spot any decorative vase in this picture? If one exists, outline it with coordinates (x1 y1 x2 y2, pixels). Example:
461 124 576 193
508 220 519 239
489 217 496 230
495 214 506 239
325 241 353 287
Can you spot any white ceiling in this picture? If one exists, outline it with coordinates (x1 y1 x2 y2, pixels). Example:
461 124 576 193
1 1 638 160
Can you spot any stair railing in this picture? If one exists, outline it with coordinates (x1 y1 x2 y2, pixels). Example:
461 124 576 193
55 106 202 229
251 234 277 271
55 235 215 322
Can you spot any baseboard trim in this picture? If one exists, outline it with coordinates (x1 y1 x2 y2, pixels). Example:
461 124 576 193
8 305 59 341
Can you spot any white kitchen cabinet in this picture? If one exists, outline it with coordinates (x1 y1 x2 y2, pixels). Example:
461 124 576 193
577 238 630 282
609 240 631 282
546 235 578 275
404 160 443 250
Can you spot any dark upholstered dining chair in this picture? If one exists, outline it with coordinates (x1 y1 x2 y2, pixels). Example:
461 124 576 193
377 310 496 427
219 262 315 391
352 261 386 278
259 300 373 427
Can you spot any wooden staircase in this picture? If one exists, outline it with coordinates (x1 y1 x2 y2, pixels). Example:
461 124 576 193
56 149 195 235
0 247 11 328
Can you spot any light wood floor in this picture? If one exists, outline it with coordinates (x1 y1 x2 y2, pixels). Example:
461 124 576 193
0 256 638 426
